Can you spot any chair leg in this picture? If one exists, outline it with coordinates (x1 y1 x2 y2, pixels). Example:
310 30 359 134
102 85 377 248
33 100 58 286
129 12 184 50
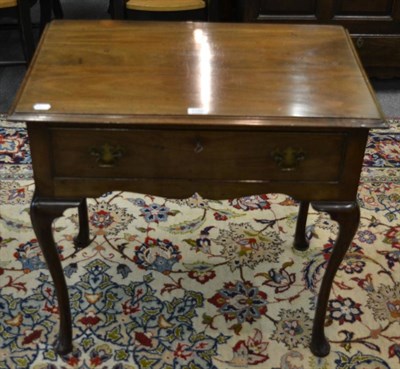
17 0 35 63
39 0 52 33
53 0 63 19
38 0 63 33
111 0 126 19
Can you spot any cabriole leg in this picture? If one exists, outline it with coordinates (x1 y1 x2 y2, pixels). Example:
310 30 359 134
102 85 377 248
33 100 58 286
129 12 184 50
30 194 82 355
310 201 360 357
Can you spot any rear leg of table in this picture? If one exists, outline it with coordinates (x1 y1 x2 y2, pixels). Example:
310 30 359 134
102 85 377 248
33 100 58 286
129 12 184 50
73 198 91 249
294 201 310 251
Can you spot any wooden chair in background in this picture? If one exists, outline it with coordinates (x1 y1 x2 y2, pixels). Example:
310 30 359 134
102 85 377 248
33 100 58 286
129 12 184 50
0 0 63 66
0 0 35 66
114 0 208 21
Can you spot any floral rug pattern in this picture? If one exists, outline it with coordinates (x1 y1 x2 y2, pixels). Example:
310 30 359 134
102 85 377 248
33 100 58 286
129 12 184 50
0 118 399 369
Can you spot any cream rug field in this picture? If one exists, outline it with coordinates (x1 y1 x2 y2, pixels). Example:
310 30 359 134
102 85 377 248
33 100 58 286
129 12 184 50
0 118 399 369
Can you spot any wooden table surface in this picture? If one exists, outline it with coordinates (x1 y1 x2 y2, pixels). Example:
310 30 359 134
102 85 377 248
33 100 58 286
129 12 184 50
11 20 383 126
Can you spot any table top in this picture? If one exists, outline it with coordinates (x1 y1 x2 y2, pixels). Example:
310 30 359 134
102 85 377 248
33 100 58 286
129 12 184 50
10 20 384 127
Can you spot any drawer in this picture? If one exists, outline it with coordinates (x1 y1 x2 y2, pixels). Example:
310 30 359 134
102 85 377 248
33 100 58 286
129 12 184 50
50 128 346 182
352 35 400 77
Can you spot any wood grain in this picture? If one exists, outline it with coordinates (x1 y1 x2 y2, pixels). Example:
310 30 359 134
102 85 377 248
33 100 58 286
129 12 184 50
10 20 383 126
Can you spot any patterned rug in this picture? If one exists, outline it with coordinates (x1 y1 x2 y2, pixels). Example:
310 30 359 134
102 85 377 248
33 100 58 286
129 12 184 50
0 117 399 369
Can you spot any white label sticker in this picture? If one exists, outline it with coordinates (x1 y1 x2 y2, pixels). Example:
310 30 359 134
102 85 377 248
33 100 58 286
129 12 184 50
33 103 51 111
188 107 208 115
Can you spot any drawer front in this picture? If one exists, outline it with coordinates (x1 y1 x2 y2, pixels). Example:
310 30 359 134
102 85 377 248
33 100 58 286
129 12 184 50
353 35 400 65
351 35 400 77
51 128 345 182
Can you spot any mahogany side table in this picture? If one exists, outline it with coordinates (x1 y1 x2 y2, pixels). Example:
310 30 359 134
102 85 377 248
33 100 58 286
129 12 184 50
9 20 385 357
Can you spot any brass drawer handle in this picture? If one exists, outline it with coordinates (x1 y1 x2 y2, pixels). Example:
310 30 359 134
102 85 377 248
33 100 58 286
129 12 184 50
90 143 124 168
356 37 364 49
272 147 305 171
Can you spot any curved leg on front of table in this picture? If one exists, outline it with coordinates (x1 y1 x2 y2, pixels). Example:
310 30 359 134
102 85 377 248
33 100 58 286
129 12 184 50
30 194 82 355
73 198 91 249
309 201 360 357
294 201 310 251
